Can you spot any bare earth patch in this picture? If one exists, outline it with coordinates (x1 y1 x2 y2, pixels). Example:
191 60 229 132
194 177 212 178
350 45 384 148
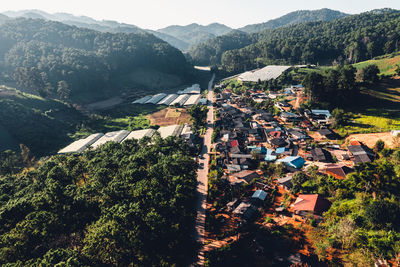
346 132 398 148
147 108 191 126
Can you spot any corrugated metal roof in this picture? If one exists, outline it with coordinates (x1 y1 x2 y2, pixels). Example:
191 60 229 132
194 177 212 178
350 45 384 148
91 130 130 149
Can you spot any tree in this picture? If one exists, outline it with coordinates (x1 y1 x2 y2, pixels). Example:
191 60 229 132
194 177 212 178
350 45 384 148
395 65 400 76
331 108 351 127
57 80 71 100
361 64 380 84
188 104 209 130
291 171 308 194
374 140 385 154
302 72 324 101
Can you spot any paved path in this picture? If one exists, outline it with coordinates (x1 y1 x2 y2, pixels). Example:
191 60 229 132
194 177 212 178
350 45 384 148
192 73 215 266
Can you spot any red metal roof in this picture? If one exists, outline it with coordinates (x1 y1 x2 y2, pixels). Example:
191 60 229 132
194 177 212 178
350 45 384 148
350 140 361 146
231 140 239 147
294 194 330 214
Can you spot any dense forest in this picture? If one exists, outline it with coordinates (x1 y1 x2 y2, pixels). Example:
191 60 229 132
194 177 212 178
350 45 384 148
238 8 348 33
0 136 198 266
0 18 192 102
188 9 400 71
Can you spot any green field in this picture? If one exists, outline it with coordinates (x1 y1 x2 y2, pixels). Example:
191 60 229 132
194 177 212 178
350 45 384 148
353 53 400 76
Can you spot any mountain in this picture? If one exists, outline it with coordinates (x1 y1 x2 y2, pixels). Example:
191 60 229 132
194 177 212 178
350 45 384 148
157 23 232 48
188 30 255 66
0 14 9 24
238 8 349 33
221 9 400 72
188 8 349 65
0 18 192 103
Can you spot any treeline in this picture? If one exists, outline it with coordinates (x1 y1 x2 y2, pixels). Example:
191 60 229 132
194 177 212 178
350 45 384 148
189 9 400 72
0 136 197 266
0 18 191 102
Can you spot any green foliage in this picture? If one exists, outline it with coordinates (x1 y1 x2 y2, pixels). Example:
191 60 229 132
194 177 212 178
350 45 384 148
188 104 209 130
364 200 400 230
361 64 380 84
0 136 197 266
220 10 400 72
0 18 191 102
331 108 352 127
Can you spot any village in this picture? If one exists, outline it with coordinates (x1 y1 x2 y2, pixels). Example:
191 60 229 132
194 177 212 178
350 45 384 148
203 75 400 265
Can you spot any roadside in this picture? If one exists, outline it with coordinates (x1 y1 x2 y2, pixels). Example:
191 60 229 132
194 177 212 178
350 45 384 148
193 73 215 266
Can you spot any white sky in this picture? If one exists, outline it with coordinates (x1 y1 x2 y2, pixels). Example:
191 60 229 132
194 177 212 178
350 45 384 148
0 0 399 30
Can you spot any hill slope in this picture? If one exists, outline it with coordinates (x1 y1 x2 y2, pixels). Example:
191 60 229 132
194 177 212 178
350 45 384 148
157 23 232 48
2 10 190 50
0 18 192 103
221 9 400 72
239 8 348 33
188 8 349 65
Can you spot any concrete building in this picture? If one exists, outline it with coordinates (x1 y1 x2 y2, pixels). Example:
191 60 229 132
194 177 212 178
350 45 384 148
58 133 104 154
91 130 130 149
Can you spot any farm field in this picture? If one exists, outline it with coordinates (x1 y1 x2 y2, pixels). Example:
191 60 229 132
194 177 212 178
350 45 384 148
345 132 399 149
147 107 191 126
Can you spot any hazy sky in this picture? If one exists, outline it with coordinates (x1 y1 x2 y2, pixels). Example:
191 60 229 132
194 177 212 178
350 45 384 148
1 0 400 30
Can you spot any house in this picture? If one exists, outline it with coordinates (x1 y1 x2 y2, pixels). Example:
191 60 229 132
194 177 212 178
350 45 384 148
227 164 242 173
317 128 336 140
324 164 353 179
232 202 258 221
348 143 375 165
310 148 331 162
293 194 331 217
276 156 305 169
270 138 289 148
287 128 309 140
280 112 301 122
275 147 290 155
232 170 260 183
277 174 294 190
252 190 267 201
227 199 240 211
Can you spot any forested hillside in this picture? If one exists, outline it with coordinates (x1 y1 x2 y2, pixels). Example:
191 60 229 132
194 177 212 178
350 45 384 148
239 8 348 33
221 9 400 72
188 30 256 66
188 9 400 70
0 18 192 103
157 23 233 49
0 136 198 266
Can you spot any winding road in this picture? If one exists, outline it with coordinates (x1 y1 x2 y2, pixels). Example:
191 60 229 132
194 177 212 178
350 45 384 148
192 73 215 266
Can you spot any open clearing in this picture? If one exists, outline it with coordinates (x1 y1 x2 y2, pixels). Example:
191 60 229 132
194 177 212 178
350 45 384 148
346 132 399 149
147 108 191 126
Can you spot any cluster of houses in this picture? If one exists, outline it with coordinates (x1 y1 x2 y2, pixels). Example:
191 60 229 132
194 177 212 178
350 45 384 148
132 84 207 107
212 82 379 223
58 124 195 154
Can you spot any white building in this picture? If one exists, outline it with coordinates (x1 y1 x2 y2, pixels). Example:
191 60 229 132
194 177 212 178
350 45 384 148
123 129 156 141
91 130 130 149
169 94 190 106
145 93 167 104
183 94 201 106
58 133 104 154
157 94 178 105
157 125 183 138
238 65 292 82
132 95 151 104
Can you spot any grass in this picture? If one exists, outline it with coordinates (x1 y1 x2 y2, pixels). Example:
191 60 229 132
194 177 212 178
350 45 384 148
353 53 400 76
336 77 400 136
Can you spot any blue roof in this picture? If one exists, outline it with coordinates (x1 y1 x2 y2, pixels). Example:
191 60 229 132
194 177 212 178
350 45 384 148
277 156 305 169
276 147 289 154
252 190 267 201
311 109 331 118
265 154 277 162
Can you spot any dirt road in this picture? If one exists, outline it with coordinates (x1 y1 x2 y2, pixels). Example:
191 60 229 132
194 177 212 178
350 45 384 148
192 74 215 266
